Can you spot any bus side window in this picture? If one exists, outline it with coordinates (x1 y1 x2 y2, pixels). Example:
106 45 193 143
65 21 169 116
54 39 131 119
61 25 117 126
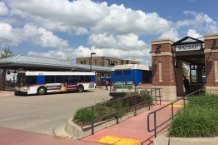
28 76 36 85
45 76 56 83
77 76 85 82
84 76 91 82
67 76 76 83
55 76 65 83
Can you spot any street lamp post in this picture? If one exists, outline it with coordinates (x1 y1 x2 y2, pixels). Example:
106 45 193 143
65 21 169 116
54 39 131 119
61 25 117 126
90 52 96 71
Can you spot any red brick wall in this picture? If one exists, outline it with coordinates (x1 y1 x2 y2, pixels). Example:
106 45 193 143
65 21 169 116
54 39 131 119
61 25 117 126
152 43 176 86
205 39 218 86
151 43 172 53
205 54 218 86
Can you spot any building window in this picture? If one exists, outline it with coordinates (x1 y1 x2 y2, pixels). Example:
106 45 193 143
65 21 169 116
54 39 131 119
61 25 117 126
84 60 87 64
80 61 83 64
100 61 104 66
94 60 97 65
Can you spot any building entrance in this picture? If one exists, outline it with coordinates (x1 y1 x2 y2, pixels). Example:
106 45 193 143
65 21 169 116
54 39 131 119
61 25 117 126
173 36 205 96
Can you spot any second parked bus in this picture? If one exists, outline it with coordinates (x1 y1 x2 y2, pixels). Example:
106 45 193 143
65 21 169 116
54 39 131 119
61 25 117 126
15 71 96 95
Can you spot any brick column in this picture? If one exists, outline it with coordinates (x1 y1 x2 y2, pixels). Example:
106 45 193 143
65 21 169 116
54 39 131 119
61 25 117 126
0 69 6 90
204 34 218 93
175 61 185 96
151 39 177 100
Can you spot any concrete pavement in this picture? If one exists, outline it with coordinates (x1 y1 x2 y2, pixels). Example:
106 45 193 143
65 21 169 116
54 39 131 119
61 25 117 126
0 88 111 135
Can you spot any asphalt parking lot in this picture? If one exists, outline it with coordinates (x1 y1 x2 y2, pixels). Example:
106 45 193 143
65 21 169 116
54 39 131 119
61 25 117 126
0 88 111 135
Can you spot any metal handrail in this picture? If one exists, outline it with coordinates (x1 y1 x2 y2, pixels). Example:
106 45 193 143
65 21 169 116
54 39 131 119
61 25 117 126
147 88 218 139
146 88 211 138
89 88 162 135
90 98 154 135
147 97 184 137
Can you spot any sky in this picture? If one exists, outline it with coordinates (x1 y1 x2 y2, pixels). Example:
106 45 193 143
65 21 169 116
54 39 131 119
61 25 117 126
0 0 218 65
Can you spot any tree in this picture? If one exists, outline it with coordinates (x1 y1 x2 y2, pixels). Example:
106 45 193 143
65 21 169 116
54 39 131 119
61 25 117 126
0 47 13 59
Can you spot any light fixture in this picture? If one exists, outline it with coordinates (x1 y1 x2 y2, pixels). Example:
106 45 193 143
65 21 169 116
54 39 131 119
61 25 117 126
155 44 161 54
90 52 96 71
211 39 217 49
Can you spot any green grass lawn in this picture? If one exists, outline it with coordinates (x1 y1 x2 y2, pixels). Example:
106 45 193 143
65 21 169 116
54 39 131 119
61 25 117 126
169 94 218 137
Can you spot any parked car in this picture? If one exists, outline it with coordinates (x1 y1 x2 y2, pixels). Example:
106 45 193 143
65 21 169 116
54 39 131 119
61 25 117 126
109 81 136 97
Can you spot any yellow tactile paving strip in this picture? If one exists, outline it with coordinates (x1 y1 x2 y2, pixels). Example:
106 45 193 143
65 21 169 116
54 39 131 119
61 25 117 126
97 136 140 145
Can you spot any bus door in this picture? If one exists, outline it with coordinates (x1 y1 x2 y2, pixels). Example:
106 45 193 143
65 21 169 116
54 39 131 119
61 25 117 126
66 76 77 91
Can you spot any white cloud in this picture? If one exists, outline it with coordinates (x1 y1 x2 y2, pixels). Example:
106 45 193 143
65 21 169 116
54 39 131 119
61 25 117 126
91 4 171 35
159 29 179 41
28 44 151 65
8 0 108 27
0 2 8 15
187 29 202 38
23 24 69 48
176 11 218 34
0 23 69 49
7 0 172 35
0 22 21 47
89 33 147 50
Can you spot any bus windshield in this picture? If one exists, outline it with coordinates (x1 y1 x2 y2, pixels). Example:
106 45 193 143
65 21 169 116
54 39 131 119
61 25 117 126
17 73 27 87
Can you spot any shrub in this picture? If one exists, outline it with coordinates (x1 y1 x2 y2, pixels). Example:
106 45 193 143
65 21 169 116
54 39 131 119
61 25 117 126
169 95 218 137
74 108 97 125
140 94 152 103
94 103 116 120
112 102 129 117
73 93 153 126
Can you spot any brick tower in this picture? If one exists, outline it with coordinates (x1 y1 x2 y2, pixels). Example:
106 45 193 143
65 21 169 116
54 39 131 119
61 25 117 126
204 34 218 92
151 39 177 100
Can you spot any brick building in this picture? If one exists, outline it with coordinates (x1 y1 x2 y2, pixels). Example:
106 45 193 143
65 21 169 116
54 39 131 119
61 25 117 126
76 56 139 67
151 33 218 101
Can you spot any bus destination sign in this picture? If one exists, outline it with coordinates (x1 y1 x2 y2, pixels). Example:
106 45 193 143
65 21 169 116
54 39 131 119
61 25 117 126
175 43 202 52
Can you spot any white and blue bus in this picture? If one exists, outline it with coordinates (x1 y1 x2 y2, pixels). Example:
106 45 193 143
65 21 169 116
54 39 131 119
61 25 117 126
15 71 96 95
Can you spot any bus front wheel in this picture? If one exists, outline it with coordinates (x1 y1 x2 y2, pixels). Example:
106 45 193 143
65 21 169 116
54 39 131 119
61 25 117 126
37 87 46 95
77 85 84 92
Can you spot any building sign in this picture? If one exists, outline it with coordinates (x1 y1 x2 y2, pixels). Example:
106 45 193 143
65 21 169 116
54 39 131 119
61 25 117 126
175 43 202 52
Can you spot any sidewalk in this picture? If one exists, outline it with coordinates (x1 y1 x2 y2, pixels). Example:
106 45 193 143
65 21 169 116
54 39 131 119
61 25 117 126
82 101 183 145
0 91 13 97
0 127 100 145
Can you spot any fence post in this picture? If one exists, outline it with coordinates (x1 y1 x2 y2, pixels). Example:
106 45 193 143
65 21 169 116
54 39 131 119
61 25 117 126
91 106 94 135
154 112 157 138
134 95 137 116
116 114 119 124
183 97 186 108
171 103 174 120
